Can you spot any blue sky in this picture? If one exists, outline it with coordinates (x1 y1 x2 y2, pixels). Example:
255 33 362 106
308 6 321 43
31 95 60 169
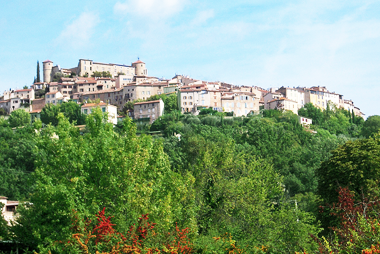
1 0 379 117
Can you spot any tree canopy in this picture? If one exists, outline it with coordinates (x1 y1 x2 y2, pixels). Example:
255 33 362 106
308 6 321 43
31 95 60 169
8 109 30 127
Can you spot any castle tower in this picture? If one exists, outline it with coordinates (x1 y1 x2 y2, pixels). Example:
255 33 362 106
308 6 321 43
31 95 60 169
132 59 147 76
43 60 53 83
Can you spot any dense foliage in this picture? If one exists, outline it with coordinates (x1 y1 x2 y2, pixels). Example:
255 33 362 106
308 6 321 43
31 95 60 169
1 100 380 253
40 101 85 126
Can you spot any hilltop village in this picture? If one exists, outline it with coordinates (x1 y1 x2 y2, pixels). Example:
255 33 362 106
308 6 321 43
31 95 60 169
2 58 380 254
0 58 364 125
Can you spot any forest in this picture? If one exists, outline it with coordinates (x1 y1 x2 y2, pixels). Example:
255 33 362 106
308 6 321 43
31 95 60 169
1 100 380 253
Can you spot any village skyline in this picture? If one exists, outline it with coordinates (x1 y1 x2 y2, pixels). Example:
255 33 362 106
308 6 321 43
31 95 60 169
1 0 380 116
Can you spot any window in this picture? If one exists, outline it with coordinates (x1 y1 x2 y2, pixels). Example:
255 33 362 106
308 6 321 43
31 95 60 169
6 206 15 212
201 100 205 105
189 102 193 105
52 94 55 98
102 107 106 113
47 95 50 98
231 103 234 107
183 102 187 105
237 103 240 107
152 108 155 112
183 96 187 99
52 100 55 104
189 96 192 99
148 109 151 113
250 103 253 108
245 103 247 108
140 109 142 113
147 91 150 95
142 91 145 95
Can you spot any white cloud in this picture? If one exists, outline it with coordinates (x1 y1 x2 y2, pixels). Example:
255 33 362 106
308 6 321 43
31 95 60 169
114 0 186 18
191 10 215 26
56 12 99 49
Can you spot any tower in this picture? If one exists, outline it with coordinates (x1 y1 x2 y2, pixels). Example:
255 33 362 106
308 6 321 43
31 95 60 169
43 60 53 83
132 59 147 76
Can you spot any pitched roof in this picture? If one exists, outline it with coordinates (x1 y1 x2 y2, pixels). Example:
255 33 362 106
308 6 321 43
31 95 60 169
15 89 32 92
43 60 53 63
134 100 161 105
82 102 107 108
133 60 145 64
30 109 42 113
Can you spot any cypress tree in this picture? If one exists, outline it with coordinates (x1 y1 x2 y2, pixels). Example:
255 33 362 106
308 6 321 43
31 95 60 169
36 61 40 83
352 109 355 124
348 109 352 123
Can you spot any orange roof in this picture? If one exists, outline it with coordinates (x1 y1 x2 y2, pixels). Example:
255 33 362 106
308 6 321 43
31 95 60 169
30 109 42 113
15 89 32 92
134 100 161 105
82 102 107 108
43 60 53 63
133 60 145 64
46 91 59 95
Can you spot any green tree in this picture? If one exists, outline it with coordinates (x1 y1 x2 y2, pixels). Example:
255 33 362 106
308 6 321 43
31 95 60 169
23 85 28 89
361 115 380 138
8 109 30 127
40 103 60 126
12 111 197 252
36 60 40 82
41 102 85 126
52 72 63 82
317 134 380 231
298 103 324 125
318 134 380 204
122 99 143 113
163 93 179 113
60 101 85 125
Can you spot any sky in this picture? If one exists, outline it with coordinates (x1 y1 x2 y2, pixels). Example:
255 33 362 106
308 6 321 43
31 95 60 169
0 0 379 117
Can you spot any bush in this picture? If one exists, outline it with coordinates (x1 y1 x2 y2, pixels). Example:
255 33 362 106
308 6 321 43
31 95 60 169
201 116 220 126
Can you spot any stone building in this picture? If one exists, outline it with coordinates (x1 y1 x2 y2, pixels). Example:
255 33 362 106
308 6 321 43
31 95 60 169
133 99 164 124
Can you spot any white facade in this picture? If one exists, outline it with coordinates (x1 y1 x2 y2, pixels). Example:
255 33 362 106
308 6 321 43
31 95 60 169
264 92 283 110
45 91 64 105
276 87 305 110
0 196 19 225
299 116 313 126
81 102 118 125
268 98 298 114
222 92 259 116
